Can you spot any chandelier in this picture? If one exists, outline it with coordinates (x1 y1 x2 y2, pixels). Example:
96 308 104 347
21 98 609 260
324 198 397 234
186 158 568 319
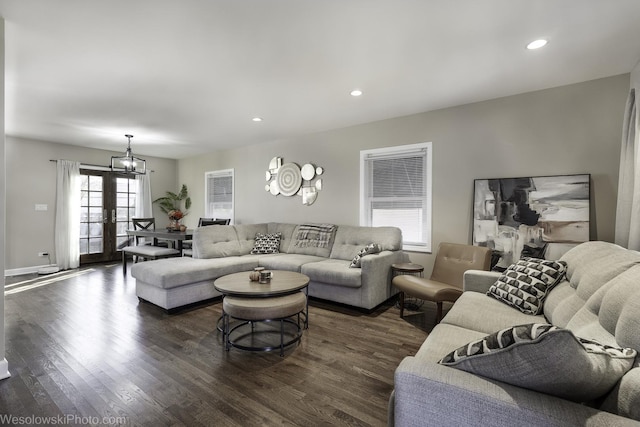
111 134 146 174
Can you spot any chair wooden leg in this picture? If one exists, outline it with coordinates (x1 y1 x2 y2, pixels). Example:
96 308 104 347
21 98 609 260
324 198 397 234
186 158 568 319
399 291 405 318
436 302 443 324
122 251 127 274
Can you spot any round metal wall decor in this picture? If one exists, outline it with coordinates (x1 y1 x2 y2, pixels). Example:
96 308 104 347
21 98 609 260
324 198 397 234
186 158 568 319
277 162 302 196
301 163 316 180
264 157 324 205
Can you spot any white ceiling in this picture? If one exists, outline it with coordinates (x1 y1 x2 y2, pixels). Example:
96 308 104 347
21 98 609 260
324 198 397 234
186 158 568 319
1 0 640 159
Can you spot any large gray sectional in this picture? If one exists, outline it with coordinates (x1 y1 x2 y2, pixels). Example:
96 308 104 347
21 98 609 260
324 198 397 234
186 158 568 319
131 222 406 311
391 241 640 426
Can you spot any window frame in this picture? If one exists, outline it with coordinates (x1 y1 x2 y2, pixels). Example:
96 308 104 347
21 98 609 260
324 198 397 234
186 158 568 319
204 168 234 223
359 142 433 253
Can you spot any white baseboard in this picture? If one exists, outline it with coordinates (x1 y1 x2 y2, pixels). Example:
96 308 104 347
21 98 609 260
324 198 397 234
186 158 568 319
4 264 56 277
0 359 10 380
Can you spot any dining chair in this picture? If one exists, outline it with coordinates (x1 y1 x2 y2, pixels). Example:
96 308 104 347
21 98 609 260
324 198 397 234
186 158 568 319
199 218 230 226
182 218 230 256
121 218 181 274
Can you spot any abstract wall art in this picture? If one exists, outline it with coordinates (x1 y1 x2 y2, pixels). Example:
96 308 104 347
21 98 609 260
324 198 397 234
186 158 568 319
473 174 590 270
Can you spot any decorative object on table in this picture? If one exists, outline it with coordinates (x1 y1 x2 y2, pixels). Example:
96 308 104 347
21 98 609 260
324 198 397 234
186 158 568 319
259 270 272 284
249 271 260 281
110 134 146 175
153 184 191 230
472 174 590 271
264 156 324 205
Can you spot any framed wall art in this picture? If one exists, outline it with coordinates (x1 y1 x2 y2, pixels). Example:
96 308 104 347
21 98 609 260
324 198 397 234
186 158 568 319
473 174 590 270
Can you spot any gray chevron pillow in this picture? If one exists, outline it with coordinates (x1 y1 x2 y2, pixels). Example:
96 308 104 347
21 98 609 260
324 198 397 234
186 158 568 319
251 232 282 255
439 323 636 402
487 257 567 314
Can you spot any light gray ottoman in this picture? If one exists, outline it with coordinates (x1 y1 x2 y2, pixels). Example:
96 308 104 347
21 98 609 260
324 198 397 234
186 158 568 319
222 292 307 356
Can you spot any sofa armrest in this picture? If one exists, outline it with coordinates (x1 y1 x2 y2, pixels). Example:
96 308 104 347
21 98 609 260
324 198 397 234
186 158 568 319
463 269 501 293
393 357 640 427
359 250 409 304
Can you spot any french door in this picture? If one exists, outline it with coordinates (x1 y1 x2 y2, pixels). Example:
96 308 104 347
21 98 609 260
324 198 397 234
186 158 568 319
79 170 137 264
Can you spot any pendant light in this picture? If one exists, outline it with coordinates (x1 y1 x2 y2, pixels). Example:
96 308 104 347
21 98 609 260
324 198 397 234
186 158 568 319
111 134 146 174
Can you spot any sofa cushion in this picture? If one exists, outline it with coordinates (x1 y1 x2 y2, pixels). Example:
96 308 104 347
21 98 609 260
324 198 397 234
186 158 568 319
563 269 640 350
349 243 380 268
600 367 640 421
267 223 297 253
414 323 488 363
287 223 336 257
441 291 547 335
438 323 637 402
251 232 282 254
330 225 402 260
487 258 567 315
131 256 259 289
302 259 362 288
545 241 640 328
193 225 242 258
234 224 268 254
257 254 327 272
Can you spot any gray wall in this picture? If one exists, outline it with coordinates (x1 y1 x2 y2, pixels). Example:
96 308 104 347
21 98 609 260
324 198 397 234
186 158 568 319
178 74 630 274
2 74 630 275
4 137 178 271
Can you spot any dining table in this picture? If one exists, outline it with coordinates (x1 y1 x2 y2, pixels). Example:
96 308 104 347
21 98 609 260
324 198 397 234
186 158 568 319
125 228 194 251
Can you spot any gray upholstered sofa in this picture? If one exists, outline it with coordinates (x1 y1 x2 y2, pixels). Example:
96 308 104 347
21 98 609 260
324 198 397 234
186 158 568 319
391 241 640 426
131 222 406 311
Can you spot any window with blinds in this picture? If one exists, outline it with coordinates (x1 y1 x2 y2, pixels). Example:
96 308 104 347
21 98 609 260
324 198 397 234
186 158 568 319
205 169 234 223
360 142 432 252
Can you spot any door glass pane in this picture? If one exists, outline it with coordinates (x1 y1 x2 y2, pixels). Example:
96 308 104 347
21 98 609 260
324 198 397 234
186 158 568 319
89 238 102 254
80 174 104 256
116 177 137 246
80 223 88 238
89 176 102 191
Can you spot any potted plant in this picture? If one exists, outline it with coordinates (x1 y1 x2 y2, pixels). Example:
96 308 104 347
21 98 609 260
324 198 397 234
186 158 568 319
153 184 191 230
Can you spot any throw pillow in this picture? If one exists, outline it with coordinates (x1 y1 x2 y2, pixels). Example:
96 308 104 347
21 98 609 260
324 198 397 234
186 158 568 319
487 257 567 315
438 323 637 402
349 243 381 268
250 232 282 255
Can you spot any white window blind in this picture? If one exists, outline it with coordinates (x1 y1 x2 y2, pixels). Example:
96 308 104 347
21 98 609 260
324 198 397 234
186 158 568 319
360 142 432 252
205 169 234 223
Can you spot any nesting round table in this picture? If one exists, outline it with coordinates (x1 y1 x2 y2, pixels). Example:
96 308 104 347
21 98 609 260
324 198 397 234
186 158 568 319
214 271 309 356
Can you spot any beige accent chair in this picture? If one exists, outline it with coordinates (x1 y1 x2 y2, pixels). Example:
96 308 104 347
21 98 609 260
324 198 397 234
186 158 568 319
392 242 492 323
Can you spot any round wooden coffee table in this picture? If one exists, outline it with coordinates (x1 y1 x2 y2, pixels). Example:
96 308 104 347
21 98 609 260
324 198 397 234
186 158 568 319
214 270 309 298
214 270 310 355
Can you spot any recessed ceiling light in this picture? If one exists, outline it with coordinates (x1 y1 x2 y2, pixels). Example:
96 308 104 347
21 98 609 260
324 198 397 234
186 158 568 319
526 39 548 50
252 117 263 122
350 89 363 97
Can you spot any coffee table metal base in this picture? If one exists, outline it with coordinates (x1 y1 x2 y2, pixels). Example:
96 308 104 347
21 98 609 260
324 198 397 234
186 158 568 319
223 316 304 356
221 291 308 356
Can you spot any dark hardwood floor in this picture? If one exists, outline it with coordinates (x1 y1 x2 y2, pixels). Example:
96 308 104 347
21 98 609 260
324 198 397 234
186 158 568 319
1 263 434 426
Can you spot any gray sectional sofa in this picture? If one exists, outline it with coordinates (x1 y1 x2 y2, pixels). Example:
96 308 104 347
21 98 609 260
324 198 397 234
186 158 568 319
131 222 406 311
391 241 640 426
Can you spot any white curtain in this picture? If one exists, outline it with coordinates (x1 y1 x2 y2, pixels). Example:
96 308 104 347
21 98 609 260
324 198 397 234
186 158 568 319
615 89 640 249
55 160 81 270
135 173 153 218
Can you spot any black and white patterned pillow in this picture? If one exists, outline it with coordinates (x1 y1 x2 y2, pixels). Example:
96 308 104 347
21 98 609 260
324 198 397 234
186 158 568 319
438 323 637 402
349 243 381 268
487 257 567 315
251 232 282 254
